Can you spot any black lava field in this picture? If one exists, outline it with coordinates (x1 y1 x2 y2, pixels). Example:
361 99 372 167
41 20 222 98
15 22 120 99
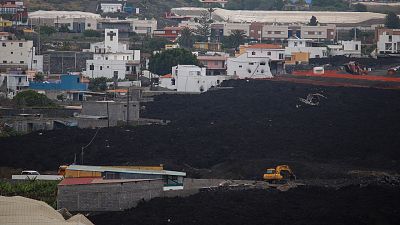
89 185 400 225
1 80 400 179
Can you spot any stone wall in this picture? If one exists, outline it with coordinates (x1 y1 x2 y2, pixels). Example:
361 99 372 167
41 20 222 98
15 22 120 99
57 179 163 212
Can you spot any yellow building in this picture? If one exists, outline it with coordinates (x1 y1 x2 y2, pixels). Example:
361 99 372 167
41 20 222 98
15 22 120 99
194 42 222 51
0 18 12 29
285 52 310 65
165 43 180 50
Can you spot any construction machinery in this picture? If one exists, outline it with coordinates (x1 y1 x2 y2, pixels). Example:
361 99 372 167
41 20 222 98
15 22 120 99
344 61 368 75
263 165 296 183
387 66 400 76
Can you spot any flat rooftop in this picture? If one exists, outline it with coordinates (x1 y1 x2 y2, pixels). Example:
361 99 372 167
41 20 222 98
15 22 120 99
171 7 386 25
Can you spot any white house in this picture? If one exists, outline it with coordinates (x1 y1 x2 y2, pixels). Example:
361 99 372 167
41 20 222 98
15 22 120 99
227 44 285 79
0 39 43 72
375 28 400 55
285 37 328 59
0 73 29 98
83 29 141 79
130 18 157 35
99 3 124 13
327 40 362 57
159 65 228 93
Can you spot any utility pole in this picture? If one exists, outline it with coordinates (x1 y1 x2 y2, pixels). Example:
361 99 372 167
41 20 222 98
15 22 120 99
126 88 130 126
81 146 84 165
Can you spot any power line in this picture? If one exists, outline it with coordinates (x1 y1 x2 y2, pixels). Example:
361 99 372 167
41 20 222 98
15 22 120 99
81 127 101 165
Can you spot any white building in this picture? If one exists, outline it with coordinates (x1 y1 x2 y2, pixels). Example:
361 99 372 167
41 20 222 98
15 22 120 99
83 29 141 79
0 39 43 72
159 65 228 93
0 73 29 98
29 11 100 32
285 37 328 59
99 3 124 13
131 18 157 35
327 40 362 57
376 28 400 55
227 44 285 78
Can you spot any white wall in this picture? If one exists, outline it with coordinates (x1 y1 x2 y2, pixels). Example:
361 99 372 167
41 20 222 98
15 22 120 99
85 60 127 79
246 48 285 61
101 3 123 13
169 65 227 93
227 53 272 79
131 19 158 35
285 46 327 58
377 33 398 53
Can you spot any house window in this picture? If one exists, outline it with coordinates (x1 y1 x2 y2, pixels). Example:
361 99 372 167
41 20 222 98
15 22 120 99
20 61 24 64
260 61 266 65
279 53 284 59
249 62 254 65
385 43 392 50
355 44 359 50
87 23 91 27
239 65 242 68
100 66 103 70
10 52 13 54
126 66 130 71
252 51 256 55
389 35 392 42
33 60 37 64
2 60 6 63
214 61 219 65
77 78 80 83
127 56 129 60
267 52 271 56
171 78 175 85
19 43 23 47
2 43 5 47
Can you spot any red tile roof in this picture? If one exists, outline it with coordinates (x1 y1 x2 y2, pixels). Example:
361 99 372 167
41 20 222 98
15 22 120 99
161 74 173 78
59 177 160 186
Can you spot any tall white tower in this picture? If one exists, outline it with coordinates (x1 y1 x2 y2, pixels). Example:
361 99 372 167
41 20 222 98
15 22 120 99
104 29 119 53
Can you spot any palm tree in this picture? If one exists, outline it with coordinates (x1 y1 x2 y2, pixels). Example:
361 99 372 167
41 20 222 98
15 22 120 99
178 27 194 49
230 30 246 50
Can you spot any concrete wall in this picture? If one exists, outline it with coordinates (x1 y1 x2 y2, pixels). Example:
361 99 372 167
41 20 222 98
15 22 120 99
57 179 163 212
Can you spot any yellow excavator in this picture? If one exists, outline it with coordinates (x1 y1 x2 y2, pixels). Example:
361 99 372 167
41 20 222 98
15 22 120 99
263 165 296 183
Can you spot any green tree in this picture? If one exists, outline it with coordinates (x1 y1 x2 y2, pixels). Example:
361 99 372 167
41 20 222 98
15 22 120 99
14 90 55 107
195 12 212 42
311 0 349 11
148 48 199 75
224 30 246 50
354 3 367 12
385 12 400 29
308 16 318 26
83 30 101 37
33 73 44 82
39 26 57 36
143 37 171 53
58 25 70 33
178 27 195 49
88 77 108 92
